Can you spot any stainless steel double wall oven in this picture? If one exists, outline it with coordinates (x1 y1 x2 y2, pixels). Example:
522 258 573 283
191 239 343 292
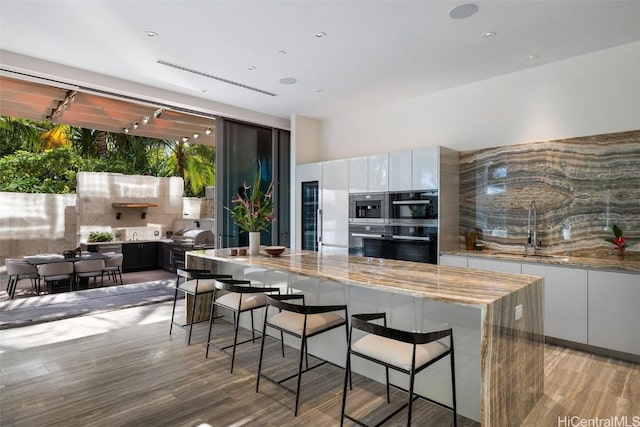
348 190 438 264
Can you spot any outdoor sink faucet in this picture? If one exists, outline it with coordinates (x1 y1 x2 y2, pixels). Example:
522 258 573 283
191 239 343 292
525 201 541 255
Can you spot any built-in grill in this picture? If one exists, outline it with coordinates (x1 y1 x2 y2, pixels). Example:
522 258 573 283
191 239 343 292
170 228 216 271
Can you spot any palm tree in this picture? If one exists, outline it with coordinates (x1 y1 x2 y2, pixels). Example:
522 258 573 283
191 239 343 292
0 116 49 155
160 140 216 197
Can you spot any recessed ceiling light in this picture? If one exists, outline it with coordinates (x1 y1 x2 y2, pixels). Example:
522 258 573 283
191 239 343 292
247 66 256 71
145 31 158 38
482 31 496 38
448 3 479 20
279 77 297 85
315 32 326 38
527 54 540 60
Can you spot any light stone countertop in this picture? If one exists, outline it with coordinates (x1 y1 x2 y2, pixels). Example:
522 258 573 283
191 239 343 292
83 239 173 245
187 248 541 307
441 248 640 273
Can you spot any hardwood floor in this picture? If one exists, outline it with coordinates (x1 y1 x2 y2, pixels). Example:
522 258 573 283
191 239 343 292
0 302 638 426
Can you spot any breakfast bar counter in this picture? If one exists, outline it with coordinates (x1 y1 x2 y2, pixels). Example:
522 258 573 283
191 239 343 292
187 249 544 425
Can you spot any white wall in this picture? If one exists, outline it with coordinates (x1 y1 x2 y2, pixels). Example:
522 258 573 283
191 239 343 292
319 41 640 159
290 115 323 248
292 115 322 164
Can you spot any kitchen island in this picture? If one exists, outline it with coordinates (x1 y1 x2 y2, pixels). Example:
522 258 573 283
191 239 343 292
187 249 544 425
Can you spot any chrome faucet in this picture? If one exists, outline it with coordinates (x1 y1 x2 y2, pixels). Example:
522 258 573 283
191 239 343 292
525 201 541 255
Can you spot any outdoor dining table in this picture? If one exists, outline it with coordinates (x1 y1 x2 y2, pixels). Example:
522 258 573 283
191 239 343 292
24 252 111 292
24 252 109 265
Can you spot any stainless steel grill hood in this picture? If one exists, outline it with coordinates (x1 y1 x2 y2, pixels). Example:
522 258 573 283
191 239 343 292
171 228 215 247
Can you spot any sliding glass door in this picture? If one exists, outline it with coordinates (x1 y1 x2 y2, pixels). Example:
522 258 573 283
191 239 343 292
216 119 290 249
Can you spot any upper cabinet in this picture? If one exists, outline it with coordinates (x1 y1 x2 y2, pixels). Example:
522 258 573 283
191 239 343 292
348 156 367 193
367 153 389 192
389 150 412 191
348 153 389 193
389 147 439 191
412 147 438 190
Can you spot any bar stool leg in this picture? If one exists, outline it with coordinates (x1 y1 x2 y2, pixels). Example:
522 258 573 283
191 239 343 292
294 336 306 416
407 369 416 426
169 286 179 335
205 295 217 359
188 291 198 345
231 311 240 373
451 343 458 427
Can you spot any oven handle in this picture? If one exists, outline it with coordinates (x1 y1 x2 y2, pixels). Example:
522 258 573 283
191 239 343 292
391 235 434 242
392 200 430 205
351 233 385 239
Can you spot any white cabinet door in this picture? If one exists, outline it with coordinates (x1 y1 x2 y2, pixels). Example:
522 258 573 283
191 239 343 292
321 159 349 248
367 153 389 192
522 263 588 343
348 156 367 193
412 147 438 190
389 150 412 191
467 257 522 274
439 254 468 268
297 162 322 184
588 270 640 355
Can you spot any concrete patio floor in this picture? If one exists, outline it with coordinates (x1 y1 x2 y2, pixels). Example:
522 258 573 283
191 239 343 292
0 269 178 329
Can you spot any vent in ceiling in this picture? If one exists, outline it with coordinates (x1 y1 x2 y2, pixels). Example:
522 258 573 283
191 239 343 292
157 60 277 97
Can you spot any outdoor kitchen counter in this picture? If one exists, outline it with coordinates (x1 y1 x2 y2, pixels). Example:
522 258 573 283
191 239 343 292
187 248 544 425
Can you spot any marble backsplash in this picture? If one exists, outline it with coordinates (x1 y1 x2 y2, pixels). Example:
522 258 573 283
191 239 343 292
459 130 640 255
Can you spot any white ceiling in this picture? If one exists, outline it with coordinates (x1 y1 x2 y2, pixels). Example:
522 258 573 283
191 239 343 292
1 0 639 120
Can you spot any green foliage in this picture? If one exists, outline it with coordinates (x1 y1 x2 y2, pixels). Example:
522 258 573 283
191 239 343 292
0 115 217 196
0 116 49 155
87 231 114 242
226 163 276 232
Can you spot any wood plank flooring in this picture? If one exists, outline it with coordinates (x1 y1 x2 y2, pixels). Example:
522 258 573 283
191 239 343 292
1 301 638 426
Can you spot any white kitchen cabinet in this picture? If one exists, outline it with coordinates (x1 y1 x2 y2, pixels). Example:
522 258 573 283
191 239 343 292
467 257 522 274
348 156 367 193
587 270 640 355
389 149 412 191
439 254 468 268
522 263 588 343
297 162 322 184
367 153 389 192
321 159 349 249
412 146 438 190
